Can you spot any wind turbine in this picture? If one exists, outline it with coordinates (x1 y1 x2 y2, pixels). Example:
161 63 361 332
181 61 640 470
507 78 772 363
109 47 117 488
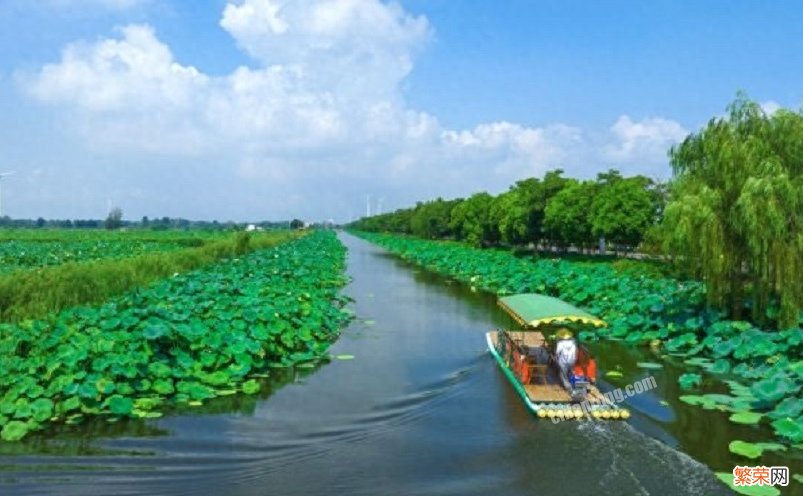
0 171 16 218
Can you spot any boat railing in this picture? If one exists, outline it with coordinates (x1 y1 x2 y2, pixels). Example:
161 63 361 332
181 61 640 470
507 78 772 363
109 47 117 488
495 329 554 386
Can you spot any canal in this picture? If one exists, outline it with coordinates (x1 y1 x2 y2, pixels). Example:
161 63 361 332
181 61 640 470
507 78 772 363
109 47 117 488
0 233 736 495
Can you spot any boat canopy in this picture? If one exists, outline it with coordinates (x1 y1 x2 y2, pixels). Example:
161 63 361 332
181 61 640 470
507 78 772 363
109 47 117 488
498 293 607 329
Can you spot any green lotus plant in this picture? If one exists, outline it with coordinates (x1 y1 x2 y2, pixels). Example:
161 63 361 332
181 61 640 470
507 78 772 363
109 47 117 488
0 231 351 442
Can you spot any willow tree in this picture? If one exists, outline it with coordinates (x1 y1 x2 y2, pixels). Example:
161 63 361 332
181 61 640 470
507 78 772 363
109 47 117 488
662 95 803 328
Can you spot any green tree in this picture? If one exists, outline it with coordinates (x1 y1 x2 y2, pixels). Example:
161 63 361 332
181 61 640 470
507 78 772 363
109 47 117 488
450 193 499 247
410 198 461 239
661 95 803 327
490 190 524 245
590 176 656 250
104 207 123 230
492 171 572 248
543 180 595 250
290 219 304 229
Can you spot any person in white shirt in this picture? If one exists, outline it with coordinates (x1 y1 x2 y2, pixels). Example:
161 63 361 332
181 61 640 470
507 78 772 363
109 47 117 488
554 328 577 391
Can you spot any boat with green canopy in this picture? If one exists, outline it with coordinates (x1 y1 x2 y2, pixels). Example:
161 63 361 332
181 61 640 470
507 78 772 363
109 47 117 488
486 293 629 420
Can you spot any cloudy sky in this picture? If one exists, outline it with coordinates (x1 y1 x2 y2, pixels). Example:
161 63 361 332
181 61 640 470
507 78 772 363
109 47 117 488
0 0 800 222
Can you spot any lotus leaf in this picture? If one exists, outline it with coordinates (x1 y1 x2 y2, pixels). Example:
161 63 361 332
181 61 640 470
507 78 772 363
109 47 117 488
734 334 778 360
771 417 803 443
768 397 802 420
715 472 780 495
751 375 798 403
636 362 662 369
683 357 713 368
152 379 175 395
143 324 169 340
728 411 762 425
106 396 134 416
678 373 701 390
1 421 31 442
242 380 260 395
27 398 52 420
707 359 731 374
728 440 763 459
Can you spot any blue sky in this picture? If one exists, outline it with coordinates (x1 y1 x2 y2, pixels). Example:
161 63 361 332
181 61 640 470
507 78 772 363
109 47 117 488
0 0 801 222
403 1 803 129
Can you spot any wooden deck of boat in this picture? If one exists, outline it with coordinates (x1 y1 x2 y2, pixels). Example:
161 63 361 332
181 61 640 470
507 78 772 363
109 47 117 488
489 330 608 405
523 383 607 404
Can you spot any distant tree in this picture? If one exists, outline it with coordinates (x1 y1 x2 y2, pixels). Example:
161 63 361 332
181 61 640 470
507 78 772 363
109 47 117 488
589 177 656 251
410 198 460 239
290 218 304 229
490 190 523 245
543 180 595 250
141 215 149 227
595 168 623 185
660 95 803 327
36 217 45 228
105 207 123 230
450 192 499 247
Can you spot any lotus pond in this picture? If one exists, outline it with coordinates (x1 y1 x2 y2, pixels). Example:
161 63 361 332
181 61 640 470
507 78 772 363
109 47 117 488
0 230 351 442
0 239 186 274
0 230 801 495
0 229 232 274
0 232 745 496
353 231 803 492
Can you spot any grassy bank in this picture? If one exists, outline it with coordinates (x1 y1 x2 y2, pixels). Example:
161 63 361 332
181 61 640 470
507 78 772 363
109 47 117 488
0 231 299 323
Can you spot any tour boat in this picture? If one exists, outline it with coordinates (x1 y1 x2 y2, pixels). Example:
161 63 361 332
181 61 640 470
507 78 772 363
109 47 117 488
487 293 629 420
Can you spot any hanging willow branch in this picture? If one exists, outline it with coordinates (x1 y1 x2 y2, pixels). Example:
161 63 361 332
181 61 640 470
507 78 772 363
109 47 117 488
661 95 803 329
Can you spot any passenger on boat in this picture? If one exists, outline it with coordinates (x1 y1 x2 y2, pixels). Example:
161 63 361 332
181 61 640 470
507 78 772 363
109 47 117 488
573 345 597 384
554 328 577 391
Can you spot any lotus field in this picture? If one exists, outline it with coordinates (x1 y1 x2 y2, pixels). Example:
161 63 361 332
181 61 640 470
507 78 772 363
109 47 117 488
0 239 186 274
353 231 803 450
0 230 230 274
0 230 351 441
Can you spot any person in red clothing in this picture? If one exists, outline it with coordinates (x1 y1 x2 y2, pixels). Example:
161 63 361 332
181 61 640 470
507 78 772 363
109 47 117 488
573 344 597 384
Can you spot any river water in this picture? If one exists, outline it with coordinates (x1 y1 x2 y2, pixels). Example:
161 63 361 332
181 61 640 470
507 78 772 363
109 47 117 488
0 233 762 495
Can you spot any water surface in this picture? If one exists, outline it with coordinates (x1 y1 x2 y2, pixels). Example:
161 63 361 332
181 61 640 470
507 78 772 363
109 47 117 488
0 233 744 495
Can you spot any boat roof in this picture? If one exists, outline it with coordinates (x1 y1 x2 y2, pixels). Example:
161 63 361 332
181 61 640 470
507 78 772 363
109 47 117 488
498 293 607 329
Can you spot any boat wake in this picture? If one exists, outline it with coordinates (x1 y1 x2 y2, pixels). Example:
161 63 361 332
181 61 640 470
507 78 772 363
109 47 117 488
0 359 482 496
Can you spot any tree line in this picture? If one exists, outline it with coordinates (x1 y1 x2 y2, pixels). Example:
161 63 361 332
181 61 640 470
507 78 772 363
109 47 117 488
352 168 663 253
351 96 803 329
0 215 300 231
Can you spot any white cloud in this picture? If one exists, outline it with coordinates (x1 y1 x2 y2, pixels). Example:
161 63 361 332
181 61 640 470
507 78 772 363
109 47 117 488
760 100 781 115
603 115 688 166
30 25 207 112
19 0 688 219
